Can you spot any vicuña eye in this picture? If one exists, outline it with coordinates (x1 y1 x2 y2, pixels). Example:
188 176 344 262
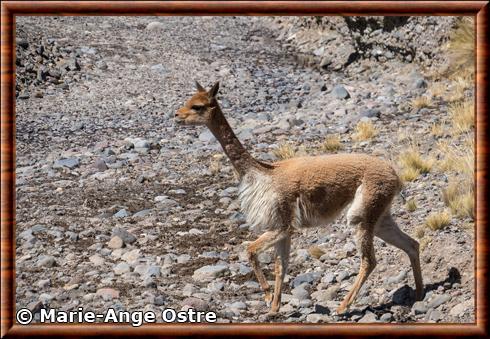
191 105 203 111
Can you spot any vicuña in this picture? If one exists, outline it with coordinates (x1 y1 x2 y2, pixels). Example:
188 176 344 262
175 81 424 315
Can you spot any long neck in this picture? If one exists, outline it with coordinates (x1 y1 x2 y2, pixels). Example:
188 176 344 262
206 103 264 177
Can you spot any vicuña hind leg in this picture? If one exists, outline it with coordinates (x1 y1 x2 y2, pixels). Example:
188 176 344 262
337 226 376 314
247 230 288 305
270 235 291 314
375 213 424 300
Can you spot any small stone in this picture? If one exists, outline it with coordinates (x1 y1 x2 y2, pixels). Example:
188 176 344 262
192 265 229 282
336 271 350 282
292 272 321 287
146 21 165 30
230 301 247 310
380 313 393 322
291 285 310 300
308 245 325 259
133 209 152 218
37 279 51 289
412 301 428 314
414 78 428 89
37 255 56 268
183 283 197 297
428 309 442 321
112 227 136 244
114 262 130 275
359 108 381 119
332 85 350 99
53 158 80 169
199 130 216 143
154 295 165 306
96 288 120 301
427 294 451 309
449 303 466 317
113 209 130 218
180 297 208 311
89 254 105 266
94 158 108 172
108 236 124 249
358 311 378 323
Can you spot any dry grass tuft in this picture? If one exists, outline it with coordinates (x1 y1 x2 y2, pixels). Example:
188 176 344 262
428 82 447 98
321 134 343 152
406 198 417 212
442 181 474 219
399 147 434 174
410 95 432 109
414 226 425 239
449 99 474 135
273 143 296 160
419 237 430 251
430 122 445 137
447 17 475 76
352 121 377 141
425 210 452 231
399 167 421 182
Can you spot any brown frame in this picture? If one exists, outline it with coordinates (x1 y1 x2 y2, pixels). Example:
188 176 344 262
1 1 488 337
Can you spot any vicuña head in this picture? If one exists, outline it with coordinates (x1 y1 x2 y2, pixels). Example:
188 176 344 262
175 81 220 126
175 81 424 316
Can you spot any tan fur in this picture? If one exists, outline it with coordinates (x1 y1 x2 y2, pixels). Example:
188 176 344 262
176 82 424 315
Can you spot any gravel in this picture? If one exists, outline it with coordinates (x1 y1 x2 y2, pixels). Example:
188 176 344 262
15 15 474 324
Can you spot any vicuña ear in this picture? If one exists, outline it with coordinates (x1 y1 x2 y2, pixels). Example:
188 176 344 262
195 81 206 92
208 81 220 98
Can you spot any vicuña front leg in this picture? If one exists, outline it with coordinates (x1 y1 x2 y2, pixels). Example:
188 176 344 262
247 230 288 306
270 235 291 314
337 227 376 314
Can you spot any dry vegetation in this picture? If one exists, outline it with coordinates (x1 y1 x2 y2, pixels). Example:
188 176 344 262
321 134 343 152
411 95 432 109
406 198 417 212
352 121 377 141
273 142 296 160
425 210 452 231
399 146 434 175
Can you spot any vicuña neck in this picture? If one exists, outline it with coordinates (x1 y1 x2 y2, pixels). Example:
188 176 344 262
206 103 265 177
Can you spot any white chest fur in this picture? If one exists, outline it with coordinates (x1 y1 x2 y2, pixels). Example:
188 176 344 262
238 171 282 232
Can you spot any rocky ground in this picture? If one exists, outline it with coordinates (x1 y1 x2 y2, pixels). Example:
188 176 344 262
15 16 474 323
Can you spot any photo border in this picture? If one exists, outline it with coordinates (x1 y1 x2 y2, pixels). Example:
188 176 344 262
1 1 488 337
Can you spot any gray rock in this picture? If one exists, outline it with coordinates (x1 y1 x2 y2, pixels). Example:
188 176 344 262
89 254 105 266
114 262 130 275
145 265 161 278
108 236 124 249
360 108 381 119
112 227 137 244
53 158 80 169
313 304 330 315
146 21 165 30
449 303 467 317
154 295 166 306
412 301 428 314
207 281 225 293
94 158 108 172
428 309 442 321
291 285 310 300
230 301 247 310
192 264 230 282
37 255 56 268
133 209 152 218
332 85 350 99
199 130 216 143
427 294 451 309
380 313 393 322
336 271 350 282
292 272 321 287
96 288 120 301
386 270 407 284
180 297 208 311
306 313 330 323
37 279 51 289
183 283 197 297
113 209 130 218
414 78 428 89
358 311 378 323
